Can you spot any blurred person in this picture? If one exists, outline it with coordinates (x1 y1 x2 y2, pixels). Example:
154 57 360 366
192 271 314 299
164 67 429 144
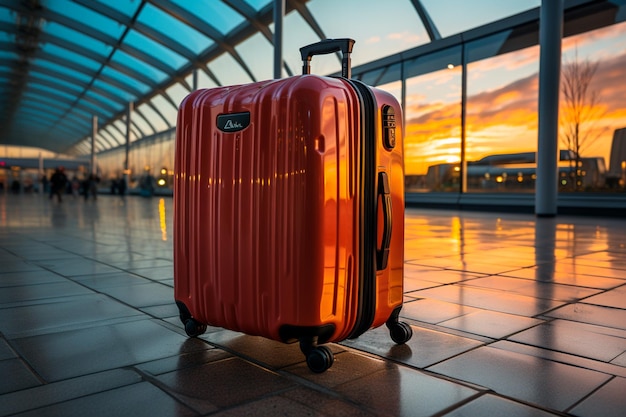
117 176 127 198
83 173 100 201
71 176 81 197
49 167 68 202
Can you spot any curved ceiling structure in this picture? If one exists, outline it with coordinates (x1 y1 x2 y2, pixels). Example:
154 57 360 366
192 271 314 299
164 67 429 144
0 0 543 156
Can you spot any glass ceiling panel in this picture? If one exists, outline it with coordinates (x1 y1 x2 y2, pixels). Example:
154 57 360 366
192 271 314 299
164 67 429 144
235 32 274 82
93 78 134 103
123 30 188 71
280 13 324 76
193 70 220 90
209 53 254 86
27 83 76 102
130 111 153 136
34 59 92 83
137 3 213 55
92 0 141 19
40 43 101 72
111 120 130 142
165 83 191 109
0 50 17 61
45 22 111 57
420 0 540 38
111 49 168 83
100 66 151 96
76 99 114 118
242 0 272 12
30 71 83 93
45 1 125 38
137 103 168 133
149 94 178 126
22 92 67 108
84 90 121 112
0 10 11 24
171 0 245 34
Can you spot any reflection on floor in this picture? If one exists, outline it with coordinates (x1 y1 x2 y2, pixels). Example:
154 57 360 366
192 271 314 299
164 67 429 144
1 194 625 417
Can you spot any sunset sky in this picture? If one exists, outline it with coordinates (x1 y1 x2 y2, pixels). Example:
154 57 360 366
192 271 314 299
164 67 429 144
404 20 626 176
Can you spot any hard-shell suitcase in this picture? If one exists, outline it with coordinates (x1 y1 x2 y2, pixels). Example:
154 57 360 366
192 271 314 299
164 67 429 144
174 39 412 372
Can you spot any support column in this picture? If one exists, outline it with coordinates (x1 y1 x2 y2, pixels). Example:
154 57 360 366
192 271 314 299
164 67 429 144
91 116 97 175
124 102 133 188
273 0 285 79
535 0 563 216
460 46 468 194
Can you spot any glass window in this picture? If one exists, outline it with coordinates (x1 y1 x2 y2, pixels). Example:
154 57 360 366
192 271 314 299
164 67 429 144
403 47 462 192
560 20 626 192
465 44 539 192
359 63 402 87
420 0 540 38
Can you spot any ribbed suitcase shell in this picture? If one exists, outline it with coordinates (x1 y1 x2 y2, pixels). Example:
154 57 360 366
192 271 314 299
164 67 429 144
174 74 404 345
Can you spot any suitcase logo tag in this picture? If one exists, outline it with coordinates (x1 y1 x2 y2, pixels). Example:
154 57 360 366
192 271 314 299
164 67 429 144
217 112 250 132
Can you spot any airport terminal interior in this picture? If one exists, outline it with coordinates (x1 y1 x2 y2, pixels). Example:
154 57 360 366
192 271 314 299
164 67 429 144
1 0 625 416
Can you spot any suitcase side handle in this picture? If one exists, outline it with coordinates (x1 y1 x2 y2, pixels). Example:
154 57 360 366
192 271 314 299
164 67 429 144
300 38 355 78
377 171 393 270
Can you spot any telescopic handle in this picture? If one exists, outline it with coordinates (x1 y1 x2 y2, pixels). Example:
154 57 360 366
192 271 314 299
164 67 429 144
300 38 355 78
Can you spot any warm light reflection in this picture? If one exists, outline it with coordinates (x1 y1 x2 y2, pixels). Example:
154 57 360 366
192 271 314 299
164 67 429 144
158 198 167 241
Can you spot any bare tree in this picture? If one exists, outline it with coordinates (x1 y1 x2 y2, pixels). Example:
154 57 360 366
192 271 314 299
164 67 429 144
559 50 604 190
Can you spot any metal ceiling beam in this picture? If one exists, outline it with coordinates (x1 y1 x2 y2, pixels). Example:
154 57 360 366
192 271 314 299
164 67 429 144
149 0 257 82
224 0 294 77
409 0 442 41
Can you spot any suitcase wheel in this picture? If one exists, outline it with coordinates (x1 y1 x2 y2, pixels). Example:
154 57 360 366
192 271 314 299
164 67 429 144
184 318 207 338
305 345 334 373
299 338 334 373
388 321 413 345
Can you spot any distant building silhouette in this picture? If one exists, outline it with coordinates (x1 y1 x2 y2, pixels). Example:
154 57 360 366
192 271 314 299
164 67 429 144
606 128 626 188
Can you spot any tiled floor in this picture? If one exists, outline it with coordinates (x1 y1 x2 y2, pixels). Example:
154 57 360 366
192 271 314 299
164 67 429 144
1 193 625 417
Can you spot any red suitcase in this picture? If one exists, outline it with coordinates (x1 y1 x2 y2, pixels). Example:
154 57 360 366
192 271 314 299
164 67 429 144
174 39 412 372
